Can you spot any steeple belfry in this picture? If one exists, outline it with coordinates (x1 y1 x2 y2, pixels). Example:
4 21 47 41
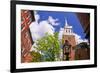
63 19 73 35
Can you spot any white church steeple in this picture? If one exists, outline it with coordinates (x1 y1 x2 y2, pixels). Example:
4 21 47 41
65 19 68 27
63 19 73 35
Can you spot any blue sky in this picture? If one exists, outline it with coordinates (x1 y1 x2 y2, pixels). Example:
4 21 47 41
37 10 86 39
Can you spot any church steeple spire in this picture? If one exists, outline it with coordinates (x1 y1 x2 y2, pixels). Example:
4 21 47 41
65 19 68 27
63 19 73 35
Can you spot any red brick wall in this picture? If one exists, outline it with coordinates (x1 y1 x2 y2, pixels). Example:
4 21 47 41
21 10 33 32
62 35 76 60
21 10 34 63
63 35 76 47
75 48 90 60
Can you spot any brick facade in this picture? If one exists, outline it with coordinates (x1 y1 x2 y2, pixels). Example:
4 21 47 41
21 10 35 63
62 35 76 60
62 21 76 60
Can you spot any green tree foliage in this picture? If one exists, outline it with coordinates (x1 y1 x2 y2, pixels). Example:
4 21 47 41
33 32 61 62
30 51 41 62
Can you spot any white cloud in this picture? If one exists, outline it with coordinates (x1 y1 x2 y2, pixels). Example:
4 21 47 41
73 33 88 45
58 28 64 40
29 13 55 41
29 21 40 41
48 16 59 26
39 20 55 36
34 11 40 21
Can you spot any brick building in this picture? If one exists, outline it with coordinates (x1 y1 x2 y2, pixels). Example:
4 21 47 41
62 20 76 60
21 10 35 63
75 42 90 60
